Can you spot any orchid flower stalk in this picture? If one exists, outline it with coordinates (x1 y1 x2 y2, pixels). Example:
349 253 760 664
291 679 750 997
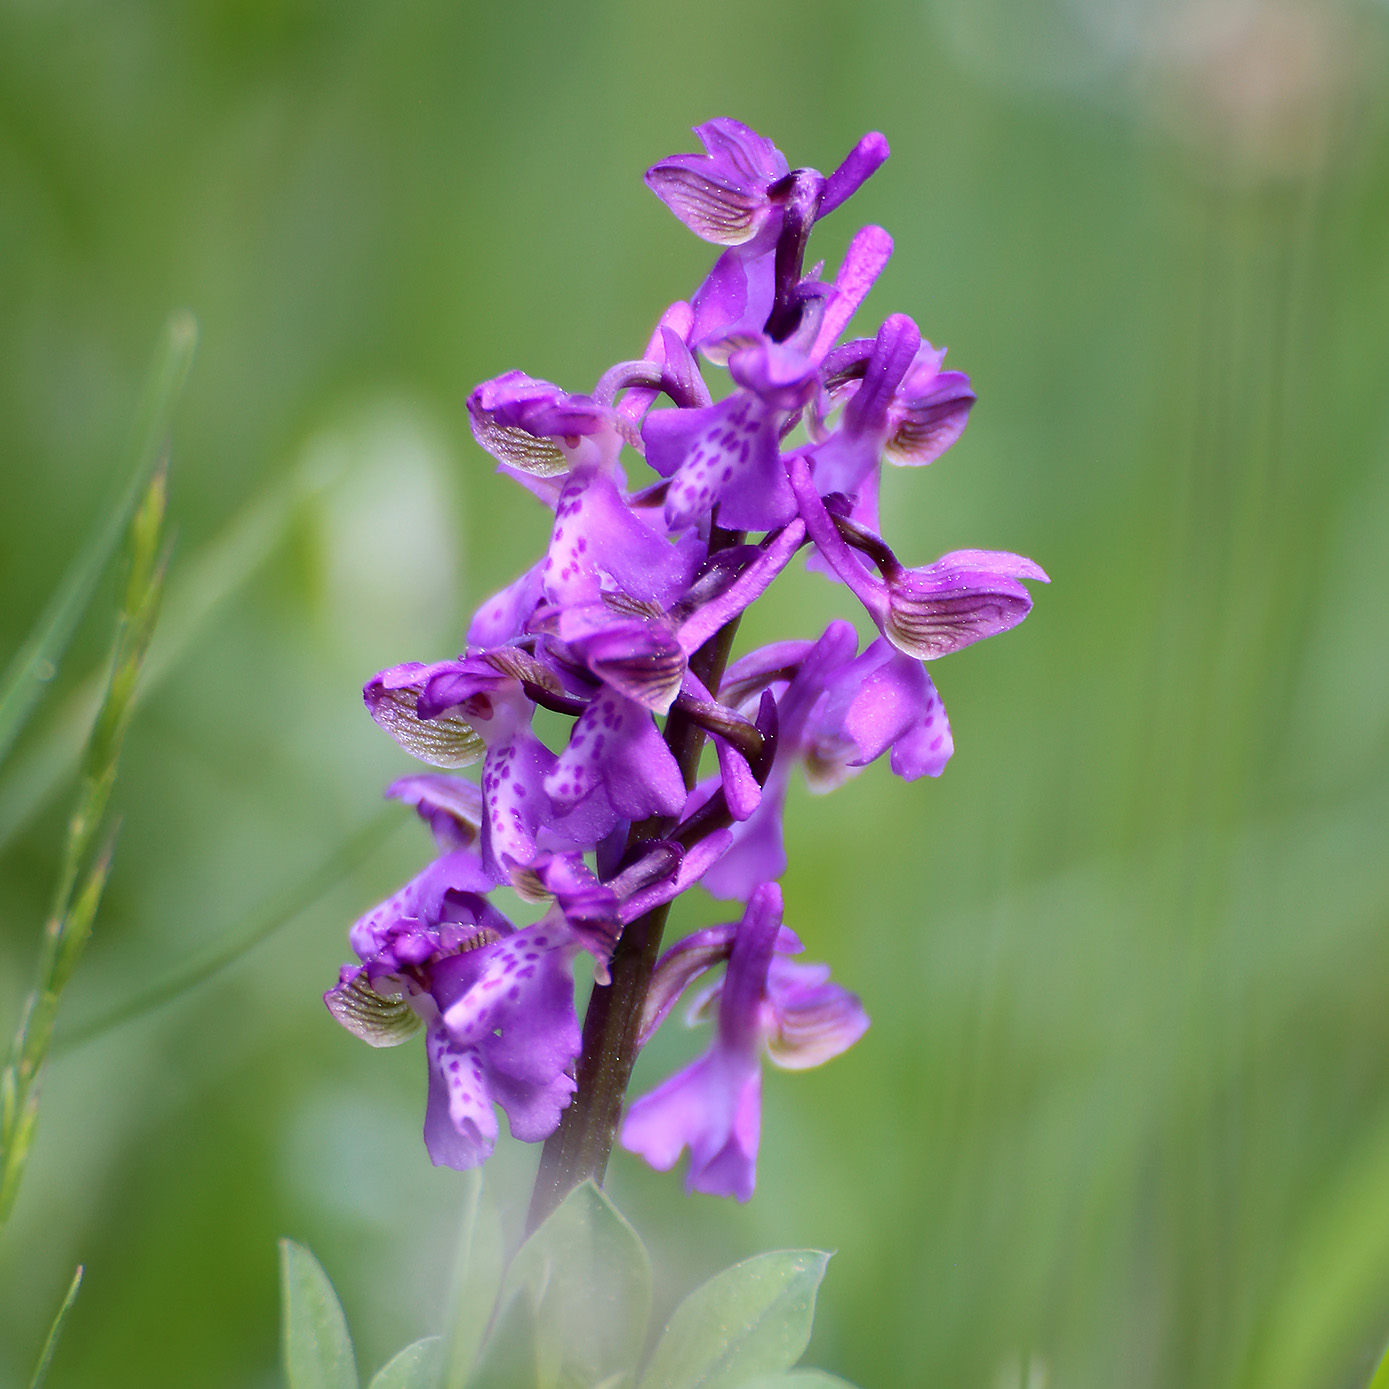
324 117 1047 1224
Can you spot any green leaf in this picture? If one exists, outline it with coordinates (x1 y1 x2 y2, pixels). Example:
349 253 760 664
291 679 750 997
466 1291 541 1389
0 310 195 770
500 1180 652 1388
440 1168 504 1389
27 1264 83 1389
280 1239 359 1389
637 1251 831 1389
367 1338 441 1389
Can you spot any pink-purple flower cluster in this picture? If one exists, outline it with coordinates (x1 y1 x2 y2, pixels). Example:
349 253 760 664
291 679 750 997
326 118 1047 1201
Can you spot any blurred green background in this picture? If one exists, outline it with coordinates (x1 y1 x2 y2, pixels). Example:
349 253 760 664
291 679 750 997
4 0 1389 1385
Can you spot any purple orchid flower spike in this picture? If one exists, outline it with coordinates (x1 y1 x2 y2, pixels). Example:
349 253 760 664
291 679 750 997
621 883 868 1199
335 116 1044 1211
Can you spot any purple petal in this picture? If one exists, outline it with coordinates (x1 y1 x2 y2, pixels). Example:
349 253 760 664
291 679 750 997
639 923 737 1048
888 688 954 780
726 338 818 409
467 563 546 646
645 118 788 245
364 661 489 768
818 131 890 217
545 691 686 820
696 118 789 185
618 301 696 427
424 1028 498 1169
386 773 485 850
483 1064 577 1143
644 392 793 532
886 550 1048 661
764 957 870 1070
572 619 687 715
885 369 976 467
811 225 894 361
818 640 952 777
697 771 788 903
719 639 816 710
689 230 779 347
676 520 806 656
787 453 891 627
714 735 761 821
644 162 767 246
845 315 921 436
467 372 570 477
619 828 734 925
545 469 698 609
480 730 557 879
532 857 621 967
323 967 421 1048
348 849 496 960
621 1045 762 1202
437 921 578 1059
718 883 783 1053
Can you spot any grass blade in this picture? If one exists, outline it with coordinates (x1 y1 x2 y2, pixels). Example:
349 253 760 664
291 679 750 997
27 1264 84 1389
0 465 170 1227
0 311 195 769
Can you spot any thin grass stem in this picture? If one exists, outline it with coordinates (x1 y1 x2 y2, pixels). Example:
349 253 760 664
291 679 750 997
27 1265 84 1389
0 312 195 770
0 465 170 1228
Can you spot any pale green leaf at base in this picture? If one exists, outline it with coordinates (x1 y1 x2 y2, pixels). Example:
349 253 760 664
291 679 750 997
466 1292 540 1389
280 1239 359 1389
501 1179 652 1388
440 1169 504 1389
637 1251 831 1389
367 1337 441 1389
